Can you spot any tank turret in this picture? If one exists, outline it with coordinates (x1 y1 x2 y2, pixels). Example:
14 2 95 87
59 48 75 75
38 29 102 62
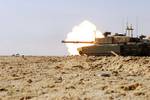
62 27 150 56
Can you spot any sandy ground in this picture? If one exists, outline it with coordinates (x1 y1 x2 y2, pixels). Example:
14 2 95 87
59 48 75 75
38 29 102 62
0 56 150 100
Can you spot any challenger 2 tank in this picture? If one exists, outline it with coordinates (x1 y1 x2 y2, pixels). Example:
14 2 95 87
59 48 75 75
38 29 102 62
62 25 150 56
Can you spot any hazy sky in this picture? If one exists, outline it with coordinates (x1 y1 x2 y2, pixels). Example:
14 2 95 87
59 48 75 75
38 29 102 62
0 0 150 56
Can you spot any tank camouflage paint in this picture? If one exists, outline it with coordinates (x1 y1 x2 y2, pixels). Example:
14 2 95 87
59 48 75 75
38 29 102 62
62 32 150 56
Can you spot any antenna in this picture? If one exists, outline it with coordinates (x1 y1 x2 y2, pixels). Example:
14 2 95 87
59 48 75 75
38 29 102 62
125 17 129 36
125 22 128 36
136 17 139 37
130 24 134 37
122 18 125 34
126 22 130 36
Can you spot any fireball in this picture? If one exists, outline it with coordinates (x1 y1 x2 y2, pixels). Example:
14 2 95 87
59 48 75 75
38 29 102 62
65 20 103 55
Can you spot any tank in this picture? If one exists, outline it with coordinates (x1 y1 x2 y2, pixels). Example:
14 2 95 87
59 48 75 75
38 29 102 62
62 26 150 56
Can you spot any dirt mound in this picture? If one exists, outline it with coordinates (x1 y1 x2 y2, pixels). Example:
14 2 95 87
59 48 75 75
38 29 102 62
0 56 150 100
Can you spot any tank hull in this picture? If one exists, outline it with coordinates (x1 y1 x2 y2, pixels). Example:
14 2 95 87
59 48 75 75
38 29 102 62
77 44 150 56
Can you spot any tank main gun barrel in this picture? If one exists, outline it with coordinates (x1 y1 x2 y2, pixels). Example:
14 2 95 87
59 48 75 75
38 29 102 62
62 40 94 44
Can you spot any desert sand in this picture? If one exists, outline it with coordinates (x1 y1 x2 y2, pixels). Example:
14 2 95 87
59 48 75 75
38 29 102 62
0 56 150 100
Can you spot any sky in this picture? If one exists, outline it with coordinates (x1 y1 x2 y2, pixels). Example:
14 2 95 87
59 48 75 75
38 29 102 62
0 0 150 56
